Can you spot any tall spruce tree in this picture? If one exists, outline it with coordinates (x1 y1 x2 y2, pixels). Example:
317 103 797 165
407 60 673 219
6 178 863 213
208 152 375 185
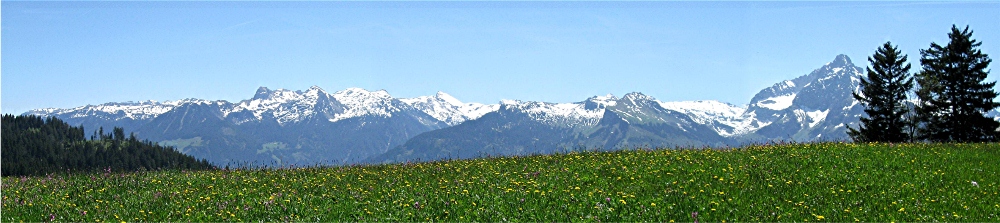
915 25 999 142
849 42 914 142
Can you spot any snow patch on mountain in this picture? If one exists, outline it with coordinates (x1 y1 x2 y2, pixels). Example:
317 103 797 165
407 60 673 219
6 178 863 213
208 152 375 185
806 109 830 128
658 100 746 123
756 94 796 110
790 108 831 129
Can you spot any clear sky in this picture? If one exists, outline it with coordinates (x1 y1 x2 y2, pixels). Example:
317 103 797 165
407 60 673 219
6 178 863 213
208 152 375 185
2 1 998 114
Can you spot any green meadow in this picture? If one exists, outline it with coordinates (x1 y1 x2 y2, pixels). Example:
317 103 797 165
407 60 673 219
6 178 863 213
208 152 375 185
3 142 998 222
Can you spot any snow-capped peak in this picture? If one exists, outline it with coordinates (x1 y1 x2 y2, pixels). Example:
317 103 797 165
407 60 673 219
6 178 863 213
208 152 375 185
334 88 391 100
399 92 499 126
622 92 655 102
254 86 271 99
250 88 301 102
826 54 853 68
500 99 605 127
616 92 663 111
435 92 464 107
499 99 519 105
592 94 617 100
302 86 328 100
329 88 398 122
587 94 618 106
232 87 313 123
585 94 618 109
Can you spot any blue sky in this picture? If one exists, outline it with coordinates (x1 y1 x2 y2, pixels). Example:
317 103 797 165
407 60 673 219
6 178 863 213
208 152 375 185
2 1 998 114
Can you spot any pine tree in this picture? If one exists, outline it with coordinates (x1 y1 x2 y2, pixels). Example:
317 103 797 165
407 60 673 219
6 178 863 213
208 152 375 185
915 25 999 142
849 42 914 142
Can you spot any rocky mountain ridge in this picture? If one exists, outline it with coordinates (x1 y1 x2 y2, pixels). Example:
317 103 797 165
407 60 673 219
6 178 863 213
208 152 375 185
28 54 959 165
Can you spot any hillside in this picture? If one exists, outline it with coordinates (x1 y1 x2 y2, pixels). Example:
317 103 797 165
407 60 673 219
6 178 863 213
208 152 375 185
3 143 998 221
1 115 213 176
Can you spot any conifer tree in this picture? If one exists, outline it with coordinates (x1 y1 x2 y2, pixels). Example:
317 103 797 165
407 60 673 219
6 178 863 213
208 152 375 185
915 25 999 142
849 42 914 142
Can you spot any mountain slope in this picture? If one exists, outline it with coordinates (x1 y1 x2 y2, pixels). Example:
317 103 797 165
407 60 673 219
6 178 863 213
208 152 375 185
741 54 864 142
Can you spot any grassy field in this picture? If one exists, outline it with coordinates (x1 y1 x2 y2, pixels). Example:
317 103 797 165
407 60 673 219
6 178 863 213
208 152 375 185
3 142 999 222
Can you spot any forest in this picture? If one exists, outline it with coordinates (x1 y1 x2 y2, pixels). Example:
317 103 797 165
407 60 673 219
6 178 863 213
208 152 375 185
2 114 213 176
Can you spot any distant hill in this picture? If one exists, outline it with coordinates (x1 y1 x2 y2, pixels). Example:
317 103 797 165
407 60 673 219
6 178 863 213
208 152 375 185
1 114 213 176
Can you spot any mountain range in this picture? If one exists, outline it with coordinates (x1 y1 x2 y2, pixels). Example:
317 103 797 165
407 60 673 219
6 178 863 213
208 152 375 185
27 54 971 166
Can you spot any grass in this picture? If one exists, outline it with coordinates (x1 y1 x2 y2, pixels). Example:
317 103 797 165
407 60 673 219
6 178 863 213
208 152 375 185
3 142 999 222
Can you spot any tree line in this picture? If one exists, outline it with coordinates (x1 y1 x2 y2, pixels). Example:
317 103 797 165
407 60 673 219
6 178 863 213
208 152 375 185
2 114 214 176
850 25 998 143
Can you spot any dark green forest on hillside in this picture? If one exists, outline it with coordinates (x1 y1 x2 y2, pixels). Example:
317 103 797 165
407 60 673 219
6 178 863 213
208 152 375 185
2 114 213 176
